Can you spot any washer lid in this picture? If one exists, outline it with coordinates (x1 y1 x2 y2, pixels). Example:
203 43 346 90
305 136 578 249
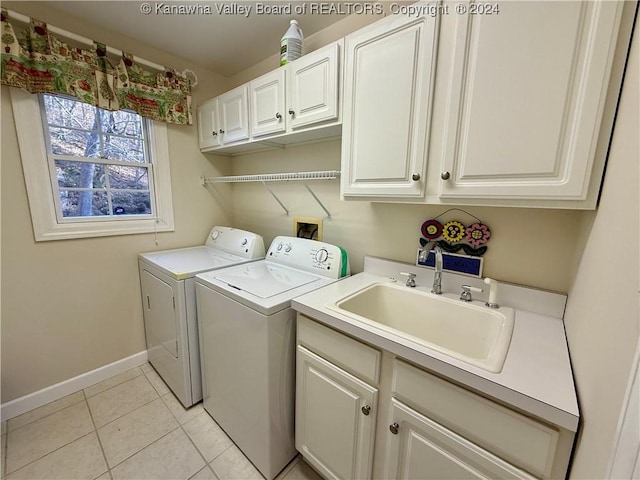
214 262 320 299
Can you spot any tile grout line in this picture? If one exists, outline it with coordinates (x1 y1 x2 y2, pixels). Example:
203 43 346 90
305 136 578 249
98 406 181 473
83 372 174 478
156 392 221 477
5 394 86 436
83 390 111 480
180 422 223 480
87 374 162 431
4 399 99 477
7 366 144 436
84 368 145 401
6 431 99 477
106 426 184 474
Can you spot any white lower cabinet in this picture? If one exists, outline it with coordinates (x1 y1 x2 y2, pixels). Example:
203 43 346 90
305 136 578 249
296 346 377 480
295 314 576 480
383 398 535 480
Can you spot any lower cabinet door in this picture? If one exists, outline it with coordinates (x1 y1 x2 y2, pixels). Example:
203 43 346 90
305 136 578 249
383 399 538 480
296 346 377 480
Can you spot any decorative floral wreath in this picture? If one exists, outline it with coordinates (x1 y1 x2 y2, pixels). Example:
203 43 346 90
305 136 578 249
420 217 491 256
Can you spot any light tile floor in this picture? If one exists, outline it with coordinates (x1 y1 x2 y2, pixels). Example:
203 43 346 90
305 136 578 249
0 364 322 480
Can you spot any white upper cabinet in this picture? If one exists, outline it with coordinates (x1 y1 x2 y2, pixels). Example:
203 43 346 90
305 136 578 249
287 42 340 130
437 0 627 207
217 85 250 144
199 41 342 154
197 86 249 150
249 69 286 138
197 98 221 150
340 13 439 200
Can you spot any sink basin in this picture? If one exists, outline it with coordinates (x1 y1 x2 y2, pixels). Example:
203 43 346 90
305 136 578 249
331 282 514 373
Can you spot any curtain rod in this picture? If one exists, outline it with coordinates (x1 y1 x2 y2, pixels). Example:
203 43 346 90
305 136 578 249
5 8 166 72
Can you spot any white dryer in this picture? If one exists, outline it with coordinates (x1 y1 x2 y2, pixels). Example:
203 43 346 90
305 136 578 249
138 226 265 407
195 236 350 480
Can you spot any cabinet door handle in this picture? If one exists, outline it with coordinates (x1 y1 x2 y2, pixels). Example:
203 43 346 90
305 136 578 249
146 295 150 310
275 112 282 120
211 131 217 136
288 108 295 116
389 423 399 435
441 171 451 180
361 405 371 416
219 129 225 135
412 173 421 181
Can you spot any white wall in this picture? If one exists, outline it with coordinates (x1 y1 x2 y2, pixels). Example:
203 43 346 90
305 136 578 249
563 24 639 479
0 2 231 403
229 139 585 292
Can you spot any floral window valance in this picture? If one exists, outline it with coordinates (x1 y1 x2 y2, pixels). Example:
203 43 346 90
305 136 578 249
0 9 192 125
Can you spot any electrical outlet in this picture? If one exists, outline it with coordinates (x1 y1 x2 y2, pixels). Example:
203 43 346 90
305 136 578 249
294 217 323 241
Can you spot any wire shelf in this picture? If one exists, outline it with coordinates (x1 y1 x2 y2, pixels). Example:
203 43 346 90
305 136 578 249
200 170 341 184
200 170 341 219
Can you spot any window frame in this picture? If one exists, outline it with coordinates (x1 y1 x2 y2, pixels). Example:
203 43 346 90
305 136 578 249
10 87 175 241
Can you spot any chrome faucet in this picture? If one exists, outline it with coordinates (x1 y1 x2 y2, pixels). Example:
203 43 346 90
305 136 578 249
431 245 443 295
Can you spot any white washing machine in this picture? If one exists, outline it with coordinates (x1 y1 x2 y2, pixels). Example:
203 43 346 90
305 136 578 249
195 236 350 480
138 226 265 408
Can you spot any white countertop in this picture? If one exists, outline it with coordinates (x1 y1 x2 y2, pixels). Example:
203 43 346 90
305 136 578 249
291 257 579 432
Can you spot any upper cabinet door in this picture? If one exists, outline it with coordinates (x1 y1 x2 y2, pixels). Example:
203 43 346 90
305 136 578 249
197 98 221 150
218 85 250 144
341 14 439 200
287 42 341 130
250 69 286 138
439 0 625 202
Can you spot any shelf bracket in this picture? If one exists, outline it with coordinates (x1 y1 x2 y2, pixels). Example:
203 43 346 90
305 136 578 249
262 181 290 216
304 184 332 220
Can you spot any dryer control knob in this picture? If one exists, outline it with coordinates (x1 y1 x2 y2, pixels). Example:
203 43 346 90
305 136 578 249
277 243 283 251
285 244 293 253
241 238 248 246
211 230 220 240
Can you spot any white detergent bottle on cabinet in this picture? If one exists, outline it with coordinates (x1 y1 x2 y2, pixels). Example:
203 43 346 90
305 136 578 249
280 19 303 66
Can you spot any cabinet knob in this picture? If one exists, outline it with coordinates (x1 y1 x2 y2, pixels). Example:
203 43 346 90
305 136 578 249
219 129 225 135
361 405 371 416
288 108 295 116
412 173 421 181
441 171 451 180
389 423 399 435
211 131 217 137
275 112 282 120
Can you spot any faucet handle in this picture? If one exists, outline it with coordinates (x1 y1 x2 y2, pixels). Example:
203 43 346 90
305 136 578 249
400 272 417 287
460 285 482 302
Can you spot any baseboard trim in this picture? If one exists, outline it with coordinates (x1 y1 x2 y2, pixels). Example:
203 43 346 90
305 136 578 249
1 351 148 420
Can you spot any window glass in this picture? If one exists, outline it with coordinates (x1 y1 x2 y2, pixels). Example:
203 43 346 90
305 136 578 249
42 93 154 220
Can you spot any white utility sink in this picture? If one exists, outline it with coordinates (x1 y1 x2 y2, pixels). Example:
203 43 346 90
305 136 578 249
331 282 515 373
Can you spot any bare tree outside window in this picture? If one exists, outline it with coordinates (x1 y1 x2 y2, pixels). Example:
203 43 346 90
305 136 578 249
41 94 153 219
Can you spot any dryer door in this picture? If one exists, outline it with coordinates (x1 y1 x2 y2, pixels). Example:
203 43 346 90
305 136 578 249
141 270 179 358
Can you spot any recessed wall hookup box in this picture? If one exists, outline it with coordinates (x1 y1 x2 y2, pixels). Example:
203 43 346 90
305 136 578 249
294 217 323 241
416 249 484 278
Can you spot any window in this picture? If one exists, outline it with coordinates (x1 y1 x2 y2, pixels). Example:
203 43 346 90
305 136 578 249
42 94 154 220
10 88 174 241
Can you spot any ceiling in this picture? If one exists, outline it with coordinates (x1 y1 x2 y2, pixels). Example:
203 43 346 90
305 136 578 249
44 1 374 77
